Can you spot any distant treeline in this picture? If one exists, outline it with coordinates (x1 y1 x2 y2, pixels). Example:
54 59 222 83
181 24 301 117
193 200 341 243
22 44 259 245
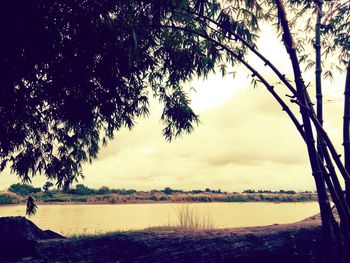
0 183 317 205
241 189 310 195
3 183 313 196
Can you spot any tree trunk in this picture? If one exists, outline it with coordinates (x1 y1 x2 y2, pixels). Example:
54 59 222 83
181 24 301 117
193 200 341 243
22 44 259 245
344 61 350 207
315 0 324 163
274 1 339 261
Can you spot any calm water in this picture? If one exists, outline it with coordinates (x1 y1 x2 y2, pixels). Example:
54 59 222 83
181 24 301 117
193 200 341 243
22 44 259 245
0 202 319 236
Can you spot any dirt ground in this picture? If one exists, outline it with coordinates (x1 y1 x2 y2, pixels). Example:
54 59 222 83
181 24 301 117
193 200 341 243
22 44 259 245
12 214 323 263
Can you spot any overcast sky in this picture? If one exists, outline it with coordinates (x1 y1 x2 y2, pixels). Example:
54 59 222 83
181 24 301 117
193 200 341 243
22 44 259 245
0 25 346 192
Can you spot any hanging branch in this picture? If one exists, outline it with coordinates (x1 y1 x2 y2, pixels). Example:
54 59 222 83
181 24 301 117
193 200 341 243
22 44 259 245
26 196 37 216
161 24 305 140
172 6 299 97
162 16 350 246
173 6 350 185
168 0 350 217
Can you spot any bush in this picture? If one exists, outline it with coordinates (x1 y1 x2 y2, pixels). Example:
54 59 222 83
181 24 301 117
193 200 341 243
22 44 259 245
149 195 158 201
70 184 95 195
8 183 41 196
158 196 169 201
43 198 66 202
162 187 173 195
0 195 17 205
70 197 87 202
243 189 256 194
97 186 110 195
111 189 136 195
43 182 54 191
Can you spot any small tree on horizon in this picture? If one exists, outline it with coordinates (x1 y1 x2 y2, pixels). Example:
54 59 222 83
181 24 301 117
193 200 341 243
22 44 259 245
43 182 54 192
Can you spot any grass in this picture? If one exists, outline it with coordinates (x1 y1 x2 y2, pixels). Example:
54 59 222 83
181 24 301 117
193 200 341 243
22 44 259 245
67 204 215 240
175 204 215 229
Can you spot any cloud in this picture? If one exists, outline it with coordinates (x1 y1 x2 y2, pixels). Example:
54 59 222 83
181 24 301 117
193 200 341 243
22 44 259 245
0 71 345 192
78 85 318 192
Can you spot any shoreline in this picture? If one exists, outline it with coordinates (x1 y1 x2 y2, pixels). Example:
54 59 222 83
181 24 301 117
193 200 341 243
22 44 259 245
4 213 322 262
0 199 318 207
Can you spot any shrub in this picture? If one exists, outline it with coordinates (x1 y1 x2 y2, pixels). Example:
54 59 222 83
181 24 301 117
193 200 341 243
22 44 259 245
43 198 66 202
158 196 169 201
0 195 17 205
70 197 87 202
111 189 136 195
162 187 173 195
97 186 110 195
70 184 95 195
8 183 41 196
43 182 54 192
243 189 256 194
149 195 158 201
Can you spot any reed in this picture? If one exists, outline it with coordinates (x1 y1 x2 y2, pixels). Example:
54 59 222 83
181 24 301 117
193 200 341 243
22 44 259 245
175 204 214 229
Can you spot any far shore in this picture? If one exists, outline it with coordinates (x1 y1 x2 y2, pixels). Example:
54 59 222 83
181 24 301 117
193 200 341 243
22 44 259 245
1 198 318 207
0 188 318 206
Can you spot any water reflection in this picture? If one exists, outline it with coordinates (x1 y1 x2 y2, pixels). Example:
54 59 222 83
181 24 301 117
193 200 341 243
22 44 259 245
0 202 319 236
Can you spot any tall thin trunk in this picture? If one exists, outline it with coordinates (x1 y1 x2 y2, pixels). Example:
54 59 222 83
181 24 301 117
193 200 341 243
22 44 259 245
315 1 324 163
344 62 350 206
275 1 338 261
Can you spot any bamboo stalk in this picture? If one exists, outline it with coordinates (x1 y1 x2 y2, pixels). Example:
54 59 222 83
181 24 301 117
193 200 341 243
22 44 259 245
344 62 350 206
274 0 338 260
175 7 350 190
315 1 324 163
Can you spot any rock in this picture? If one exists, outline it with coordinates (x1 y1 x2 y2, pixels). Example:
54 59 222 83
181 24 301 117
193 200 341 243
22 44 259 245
0 216 65 260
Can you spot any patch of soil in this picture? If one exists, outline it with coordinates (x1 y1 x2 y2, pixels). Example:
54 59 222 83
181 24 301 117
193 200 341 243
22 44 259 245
5 215 323 263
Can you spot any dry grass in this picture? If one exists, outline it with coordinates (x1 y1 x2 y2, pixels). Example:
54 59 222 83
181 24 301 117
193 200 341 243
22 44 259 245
174 204 214 229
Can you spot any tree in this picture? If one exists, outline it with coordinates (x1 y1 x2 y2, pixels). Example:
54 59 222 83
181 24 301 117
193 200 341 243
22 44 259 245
43 182 54 192
0 0 350 261
0 0 199 189
163 187 174 195
72 184 94 195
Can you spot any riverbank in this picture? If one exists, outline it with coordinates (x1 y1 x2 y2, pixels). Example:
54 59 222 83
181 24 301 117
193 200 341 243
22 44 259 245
1 214 323 262
0 190 318 206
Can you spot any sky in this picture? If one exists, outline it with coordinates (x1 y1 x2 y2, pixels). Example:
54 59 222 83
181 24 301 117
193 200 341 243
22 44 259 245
0 25 347 192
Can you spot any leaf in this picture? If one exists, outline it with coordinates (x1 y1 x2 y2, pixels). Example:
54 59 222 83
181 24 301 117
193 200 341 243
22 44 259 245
26 196 38 216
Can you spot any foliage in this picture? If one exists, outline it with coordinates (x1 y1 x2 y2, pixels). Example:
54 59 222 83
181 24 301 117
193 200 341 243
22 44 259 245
0 0 279 189
26 196 37 216
96 186 110 195
0 194 18 205
43 182 54 192
162 187 174 195
110 189 137 195
70 197 88 202
1 0 350 258
243 189 296 195
0 0 209 188
70 184 95 196
8 183 41 196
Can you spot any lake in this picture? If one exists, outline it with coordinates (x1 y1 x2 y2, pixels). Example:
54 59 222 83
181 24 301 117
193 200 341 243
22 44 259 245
0 202 319 236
